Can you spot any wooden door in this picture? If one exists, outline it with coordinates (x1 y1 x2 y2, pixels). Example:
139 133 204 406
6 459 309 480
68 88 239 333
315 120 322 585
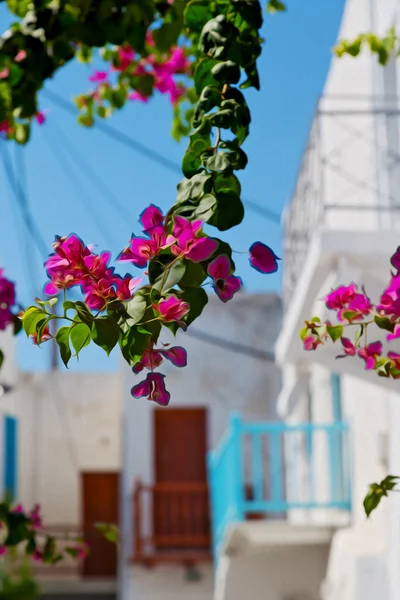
153 408 210 549
81 472 119 577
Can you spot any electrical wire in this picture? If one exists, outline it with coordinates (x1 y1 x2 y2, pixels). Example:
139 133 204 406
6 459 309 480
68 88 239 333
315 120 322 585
185 327 274 362
42 127 116 247
47 121 137 227
43 89 282 224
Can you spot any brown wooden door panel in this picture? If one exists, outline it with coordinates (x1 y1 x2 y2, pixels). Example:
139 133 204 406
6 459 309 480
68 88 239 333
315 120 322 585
154 408 207 483
153 408 210 549
81 472 119 578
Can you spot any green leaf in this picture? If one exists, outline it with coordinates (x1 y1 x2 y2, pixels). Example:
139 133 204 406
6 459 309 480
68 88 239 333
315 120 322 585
205 152 231 172
6 0 31 18
192 193 217 221
326 325 343 343
63 300 76 314
151 259 186 292
13 314 22 336
184 0 212 32
152 20 181 52
355 324 365 347
364 485 383 518
125 294 147 324
180 287 208 326
14 123 30 145
211 60 241 84
94 522 119 545
267 0 286 13
374 315 395 332
22 307 47 336
177 172 213 204
70 323 91 356
182 149 202 178
234 0 263 28
300 326 308 341
214 172 241 196
193 58 220 95
74 301 94 326
55 326 72 368
91 318 120 355
209 190 244 231
179 261 207 288
0 349 3 369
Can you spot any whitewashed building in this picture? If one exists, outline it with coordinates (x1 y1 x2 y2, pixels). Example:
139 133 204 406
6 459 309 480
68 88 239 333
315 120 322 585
195 1 400 600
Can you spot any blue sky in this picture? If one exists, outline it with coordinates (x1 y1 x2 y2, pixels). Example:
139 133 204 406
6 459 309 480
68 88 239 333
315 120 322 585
0 1 346 372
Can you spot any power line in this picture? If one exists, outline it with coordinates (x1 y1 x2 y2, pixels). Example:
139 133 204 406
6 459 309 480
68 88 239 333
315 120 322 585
42 127 116 247
43 89 282 224
48 121 137 227
0 143 48 258
185 327 274 362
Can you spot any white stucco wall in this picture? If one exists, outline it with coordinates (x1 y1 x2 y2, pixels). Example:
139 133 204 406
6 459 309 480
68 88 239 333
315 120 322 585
12 370 122 524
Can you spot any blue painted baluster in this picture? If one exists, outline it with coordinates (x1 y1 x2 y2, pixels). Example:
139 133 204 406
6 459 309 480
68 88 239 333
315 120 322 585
270 428 283 509
207 451 218 564
230 412 245 521
252 432 263 504
328 427 338 505
308 427 315 505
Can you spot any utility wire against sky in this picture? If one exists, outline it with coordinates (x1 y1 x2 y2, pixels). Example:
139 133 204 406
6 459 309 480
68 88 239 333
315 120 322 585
43 89 282 225
42 127 117 248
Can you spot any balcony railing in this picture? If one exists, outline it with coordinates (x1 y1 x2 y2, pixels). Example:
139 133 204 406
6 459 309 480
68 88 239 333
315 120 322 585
133 480 212 565
207 413 351 560
283 94 400 306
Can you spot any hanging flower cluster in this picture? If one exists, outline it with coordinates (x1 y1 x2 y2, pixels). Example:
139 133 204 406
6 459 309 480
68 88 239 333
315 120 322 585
302 246 400 379
0 501 88 563
75 33 191 127
21 204 278 405
0 269 16 331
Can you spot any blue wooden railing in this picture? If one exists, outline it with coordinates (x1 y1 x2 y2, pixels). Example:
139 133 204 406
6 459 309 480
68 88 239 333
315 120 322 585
207 413 352 561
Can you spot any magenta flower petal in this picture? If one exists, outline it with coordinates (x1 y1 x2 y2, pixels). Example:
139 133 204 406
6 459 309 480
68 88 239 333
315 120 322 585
214 274 242 303
391 246 400 272
186 237 218 263
388 324 400 342
131 377 151 398
148 373 171 406
44 281 61 295
89 70 108 83
249 242 280 274
208 255 230 280
160 346 187 368
341 337 356 356
140 205 164 232
156 296 190 322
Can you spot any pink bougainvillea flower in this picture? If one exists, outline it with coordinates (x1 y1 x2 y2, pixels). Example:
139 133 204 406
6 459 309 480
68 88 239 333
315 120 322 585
169 216 218 262
0 67 9 80
0 120 12 134
388 351 400 370
208 255 242 302
35 110 46 125
166 47 190 73
378 275 400 318
358 341 382 370
249 242 280 274
44 271 82 295
13 504 23 513
33 549 44 561
338 292 372 322
0 546 7 556
140 204 164 233
14 49 26 62
89 70 108 83
132 344 187 373
160 346 187 367
341 337 356 356
155 296 189 322
325 283 357 311
31 325 51 345
388 324 400 342
113 275 142 300
117 236 160 268
84 278 116 310
391 247 400 272
51 234 91 267
114 45 135 71
128 91 150 102
131 372 170 406
0 269 16 306
303 335 321 351
0 307 13 331
30 504 42 530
